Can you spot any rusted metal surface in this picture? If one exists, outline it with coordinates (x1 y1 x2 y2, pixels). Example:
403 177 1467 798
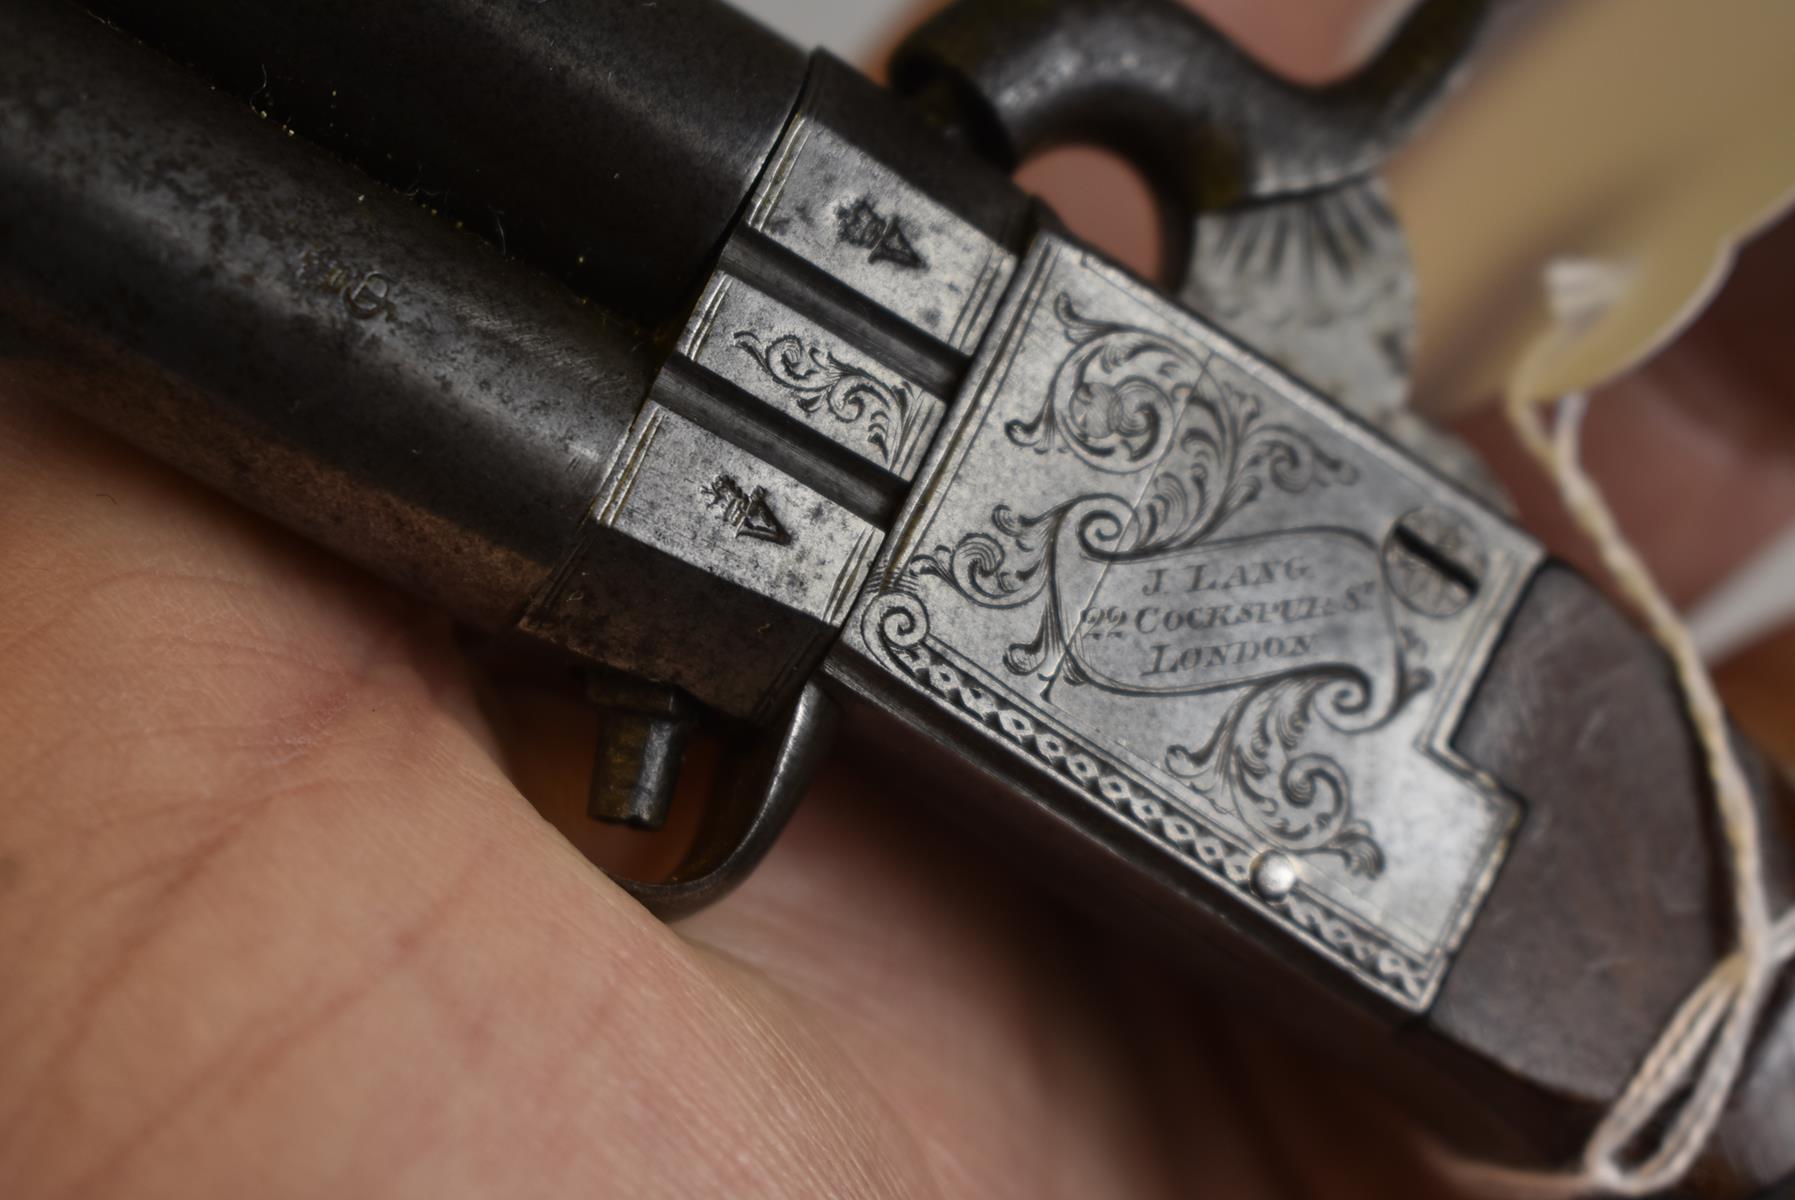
4 0 1792 1190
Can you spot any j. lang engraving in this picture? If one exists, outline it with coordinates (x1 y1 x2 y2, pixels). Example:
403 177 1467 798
906 293 1422 874
843 237 1542 1009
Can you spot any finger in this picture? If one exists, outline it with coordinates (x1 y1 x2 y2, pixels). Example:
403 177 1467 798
0 399 931 1198
682 755 1298 1200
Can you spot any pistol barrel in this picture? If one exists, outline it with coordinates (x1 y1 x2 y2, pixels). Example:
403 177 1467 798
0 0 658 628
78 0 811 322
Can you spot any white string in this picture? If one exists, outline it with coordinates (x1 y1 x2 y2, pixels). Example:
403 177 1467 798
1444 374 1795 1196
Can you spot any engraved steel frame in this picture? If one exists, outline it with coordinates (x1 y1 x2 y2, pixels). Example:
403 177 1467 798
842 234 1543 1009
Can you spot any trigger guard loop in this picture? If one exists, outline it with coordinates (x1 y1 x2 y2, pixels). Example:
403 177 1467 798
891 0 1492 233
609 680 840 920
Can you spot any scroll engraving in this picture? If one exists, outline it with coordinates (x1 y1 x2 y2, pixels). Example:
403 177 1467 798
731 330 918 466
846 238 1538 1010
1164 673 1387 876
914 296 1358 670
1004 295 1357 486
903 294 1411 873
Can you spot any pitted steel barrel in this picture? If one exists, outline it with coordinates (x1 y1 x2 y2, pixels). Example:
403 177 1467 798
0 0 655 629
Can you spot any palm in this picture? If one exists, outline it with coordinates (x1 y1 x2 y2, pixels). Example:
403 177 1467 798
0 401 1456 1198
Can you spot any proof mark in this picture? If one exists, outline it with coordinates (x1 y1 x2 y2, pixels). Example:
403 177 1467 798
835 197 926 270
701 475 791 546
293 246 397 321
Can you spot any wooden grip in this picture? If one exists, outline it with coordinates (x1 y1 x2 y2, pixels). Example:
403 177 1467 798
1444 564 1795 1192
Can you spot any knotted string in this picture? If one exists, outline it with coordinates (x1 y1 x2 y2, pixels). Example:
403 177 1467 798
1446 262 1795 1196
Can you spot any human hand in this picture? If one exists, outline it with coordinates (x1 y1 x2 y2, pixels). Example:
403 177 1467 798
4 3 1793 1196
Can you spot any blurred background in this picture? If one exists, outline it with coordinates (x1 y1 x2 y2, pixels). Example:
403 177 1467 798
723 0 1795 772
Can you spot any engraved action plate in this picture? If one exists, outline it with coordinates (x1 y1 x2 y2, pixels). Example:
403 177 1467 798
840 234 1543 1009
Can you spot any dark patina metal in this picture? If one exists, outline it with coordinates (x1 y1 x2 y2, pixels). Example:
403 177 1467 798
0 0 657 630
78 0 810 322
4 0 1794 1190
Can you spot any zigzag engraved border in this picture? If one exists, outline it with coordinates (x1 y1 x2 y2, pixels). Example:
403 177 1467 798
862 588 1435 1008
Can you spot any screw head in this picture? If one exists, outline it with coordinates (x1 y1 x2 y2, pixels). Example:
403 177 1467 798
1382 507 1488 618
1251 851 1299 902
